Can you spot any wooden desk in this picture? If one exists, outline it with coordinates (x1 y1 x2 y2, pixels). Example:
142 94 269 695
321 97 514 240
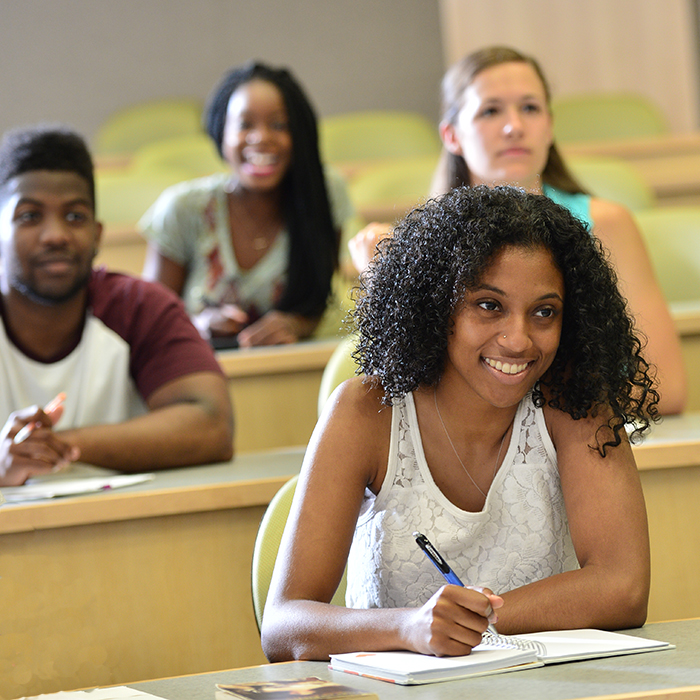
673 301 700 412
0 451 304 700
3 413 700 698
562 133 700 206
128 619 700 700
634 412 700 622
217 339 340 453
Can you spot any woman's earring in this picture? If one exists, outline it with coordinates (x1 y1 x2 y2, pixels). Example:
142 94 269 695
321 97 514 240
503 335 507 339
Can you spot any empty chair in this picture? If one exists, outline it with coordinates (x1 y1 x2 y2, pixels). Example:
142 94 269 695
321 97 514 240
552 92 669 144
347 154 438 222
319 110 441 165
94 98 203 156
251 474 347 631
131 133 228 180
566 156 656 211
95 169 191 228
634 206 700 303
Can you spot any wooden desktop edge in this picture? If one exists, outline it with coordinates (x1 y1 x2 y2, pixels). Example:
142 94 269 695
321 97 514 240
0 474 293 535
216 339 340 377
561 132 700 160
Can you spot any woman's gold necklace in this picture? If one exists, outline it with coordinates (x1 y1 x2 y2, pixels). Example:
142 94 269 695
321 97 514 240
433 387 507 499
227 185 279 252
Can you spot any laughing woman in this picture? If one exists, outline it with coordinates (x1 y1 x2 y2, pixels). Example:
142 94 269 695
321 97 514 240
141 61 353 347
262 185 656 662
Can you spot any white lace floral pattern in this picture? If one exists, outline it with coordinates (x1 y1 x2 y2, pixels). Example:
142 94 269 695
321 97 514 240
345 392 578 609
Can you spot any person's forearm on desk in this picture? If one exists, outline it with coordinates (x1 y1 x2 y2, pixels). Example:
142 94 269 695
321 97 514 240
58 372 234 470
237 311 320 347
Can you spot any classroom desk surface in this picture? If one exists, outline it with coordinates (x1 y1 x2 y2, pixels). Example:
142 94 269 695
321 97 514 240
2 416 700 697
128 619 699 700
0 447 306 535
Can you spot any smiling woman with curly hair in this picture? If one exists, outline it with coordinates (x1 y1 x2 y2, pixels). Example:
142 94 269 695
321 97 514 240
261 185 657 664
354 185 658 453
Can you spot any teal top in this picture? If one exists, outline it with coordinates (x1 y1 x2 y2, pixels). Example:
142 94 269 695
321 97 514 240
543 184 592 230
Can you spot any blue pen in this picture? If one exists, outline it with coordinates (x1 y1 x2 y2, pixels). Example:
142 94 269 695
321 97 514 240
414 531 498 634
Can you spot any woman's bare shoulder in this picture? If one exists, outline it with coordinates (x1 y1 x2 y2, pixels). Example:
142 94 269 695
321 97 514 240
311 376 393 493
325 376 392 420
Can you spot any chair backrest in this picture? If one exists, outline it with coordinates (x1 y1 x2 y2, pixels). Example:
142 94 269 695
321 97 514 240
566 156 655 211
131 133 228 180
319 110 441 165
251 475 347 631
348 154 437 218
95 168 191 228
552 92 669 144
94 98 204 156
634 206 700 303
317 334 360 416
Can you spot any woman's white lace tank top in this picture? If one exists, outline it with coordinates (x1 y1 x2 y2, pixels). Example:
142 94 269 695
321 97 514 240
345 391 579 609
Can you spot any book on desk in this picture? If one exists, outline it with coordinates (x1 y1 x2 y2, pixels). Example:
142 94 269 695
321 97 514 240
329 628 674 685
217 677 378 699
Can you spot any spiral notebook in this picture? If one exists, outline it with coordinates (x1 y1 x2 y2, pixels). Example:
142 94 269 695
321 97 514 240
329 628 674 685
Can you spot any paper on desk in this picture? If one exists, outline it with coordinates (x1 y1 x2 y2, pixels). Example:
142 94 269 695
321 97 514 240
17 686 166 700
0 473 155 502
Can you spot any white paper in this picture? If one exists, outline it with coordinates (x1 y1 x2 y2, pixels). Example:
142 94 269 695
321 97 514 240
0 473 155 502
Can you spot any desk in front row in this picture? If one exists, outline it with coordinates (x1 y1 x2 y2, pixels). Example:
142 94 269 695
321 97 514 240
129 619 700 700
215 304 700 455
3 416 700 697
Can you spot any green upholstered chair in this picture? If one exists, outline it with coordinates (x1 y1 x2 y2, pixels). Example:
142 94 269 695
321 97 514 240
566 156 656 211
634 206 700 303
251 474 347 631
317 334 360 417
95 168 191 228
319 110 441 165
94 98 204 156
347 154 438 220
131 133 228 180
552 92 669 144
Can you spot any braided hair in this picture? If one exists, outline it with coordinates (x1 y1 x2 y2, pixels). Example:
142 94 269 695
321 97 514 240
204 61 338 318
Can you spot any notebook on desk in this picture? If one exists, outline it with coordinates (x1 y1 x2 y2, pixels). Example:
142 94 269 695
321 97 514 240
329 628 674 685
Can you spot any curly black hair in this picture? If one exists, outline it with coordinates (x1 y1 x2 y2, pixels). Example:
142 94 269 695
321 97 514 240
203 61 337 318
0 125 95 209
353 185 659 455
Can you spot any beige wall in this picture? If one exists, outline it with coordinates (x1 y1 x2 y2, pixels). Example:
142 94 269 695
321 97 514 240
3 1 698 146
439 0 700 133
0 0 445 143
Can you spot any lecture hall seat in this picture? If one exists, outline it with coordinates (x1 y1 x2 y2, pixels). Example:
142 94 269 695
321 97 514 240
552 92 670 144
251 474 347 631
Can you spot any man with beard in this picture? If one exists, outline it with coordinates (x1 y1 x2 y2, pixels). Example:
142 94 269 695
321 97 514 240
0 126 234 486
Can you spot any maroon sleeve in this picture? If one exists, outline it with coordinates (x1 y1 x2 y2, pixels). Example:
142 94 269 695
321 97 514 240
88 268 223 400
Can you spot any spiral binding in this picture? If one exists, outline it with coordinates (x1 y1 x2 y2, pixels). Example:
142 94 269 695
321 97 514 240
481 630 547 657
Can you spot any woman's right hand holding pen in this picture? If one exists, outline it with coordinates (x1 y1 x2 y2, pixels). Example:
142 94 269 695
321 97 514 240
0 393 80 486
402 584 504 657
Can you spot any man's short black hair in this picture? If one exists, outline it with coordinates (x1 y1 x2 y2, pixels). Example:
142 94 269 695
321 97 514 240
0 125 95 209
